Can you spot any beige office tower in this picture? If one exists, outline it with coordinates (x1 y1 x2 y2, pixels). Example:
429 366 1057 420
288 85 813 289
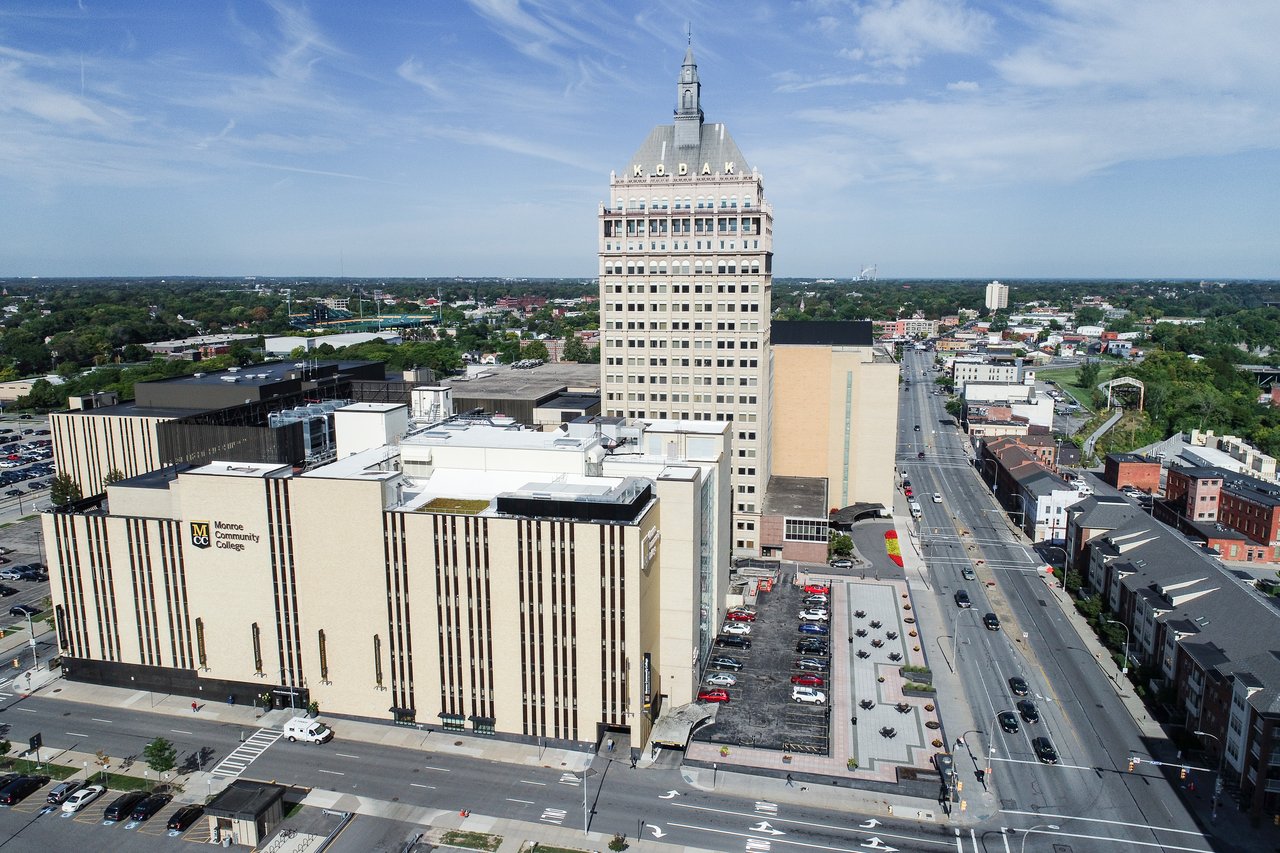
599 46 773 555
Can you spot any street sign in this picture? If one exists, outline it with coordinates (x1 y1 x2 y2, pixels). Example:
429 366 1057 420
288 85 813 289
28 732 41 752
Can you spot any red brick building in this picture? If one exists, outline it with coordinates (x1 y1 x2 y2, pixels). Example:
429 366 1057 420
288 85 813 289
1103 452 1162 493
1165 465 1280 561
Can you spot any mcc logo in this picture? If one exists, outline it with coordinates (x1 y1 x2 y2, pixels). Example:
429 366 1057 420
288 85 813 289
190 521 211 549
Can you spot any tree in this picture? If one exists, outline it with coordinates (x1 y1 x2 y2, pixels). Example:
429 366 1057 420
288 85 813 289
0 739 10 761
522 339 550 361
563 335 590 363
1077 360 1102 390
143 736 177 776
49 474 83 507
103 469 125 486
829 533 853 556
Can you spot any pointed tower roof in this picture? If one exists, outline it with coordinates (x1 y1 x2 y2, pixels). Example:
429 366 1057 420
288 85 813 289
621 46 748 176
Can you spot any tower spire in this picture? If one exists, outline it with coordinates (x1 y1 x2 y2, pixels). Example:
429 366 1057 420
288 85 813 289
674 39 703 149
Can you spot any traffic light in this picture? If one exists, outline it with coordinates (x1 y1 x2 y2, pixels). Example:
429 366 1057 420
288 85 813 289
1127 758 1135 772
1180 766 1188 780
1273 814 1279 826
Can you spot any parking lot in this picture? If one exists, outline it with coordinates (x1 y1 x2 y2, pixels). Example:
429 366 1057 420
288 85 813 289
693 577 833 754
0 779 211 850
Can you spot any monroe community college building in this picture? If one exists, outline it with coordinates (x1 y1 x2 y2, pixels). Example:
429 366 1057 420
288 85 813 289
44 414 729 749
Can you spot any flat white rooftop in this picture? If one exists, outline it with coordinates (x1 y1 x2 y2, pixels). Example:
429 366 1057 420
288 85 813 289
189 461 292 478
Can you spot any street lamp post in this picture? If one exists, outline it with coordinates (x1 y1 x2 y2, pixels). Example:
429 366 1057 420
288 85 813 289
1193 730 1225 822
1019 824 1061 853
22 611 38 671
951 607 980 665
1103 618 1130 677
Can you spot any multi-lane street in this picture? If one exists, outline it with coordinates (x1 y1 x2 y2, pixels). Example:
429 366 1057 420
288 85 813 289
895 349 1232 851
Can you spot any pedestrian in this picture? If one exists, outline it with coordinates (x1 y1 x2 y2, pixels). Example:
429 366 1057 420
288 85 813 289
191 701 198 713
785 773 794 787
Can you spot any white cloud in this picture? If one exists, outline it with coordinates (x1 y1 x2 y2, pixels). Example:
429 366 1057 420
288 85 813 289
852 0 993 68
946 80 978 91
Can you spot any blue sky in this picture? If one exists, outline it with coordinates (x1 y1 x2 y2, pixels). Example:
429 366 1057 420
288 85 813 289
2 0 1278 279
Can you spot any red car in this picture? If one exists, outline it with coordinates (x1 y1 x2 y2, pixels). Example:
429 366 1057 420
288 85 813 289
803 584 830 595
725 610 757 622
697 689 730 703
903 487 914 498
790 674 825 687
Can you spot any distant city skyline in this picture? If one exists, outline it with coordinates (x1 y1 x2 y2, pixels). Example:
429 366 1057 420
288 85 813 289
2 1 1278 279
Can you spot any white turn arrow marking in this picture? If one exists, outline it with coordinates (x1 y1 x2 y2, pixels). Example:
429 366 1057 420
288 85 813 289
750 821 785 836
861 838 898 852
647 825 667 839
658 790 680 799
859 818 882 829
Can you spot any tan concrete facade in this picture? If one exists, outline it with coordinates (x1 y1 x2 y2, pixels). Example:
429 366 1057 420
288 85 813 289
770 344 898 511
51 410 170 497
44 418 729 749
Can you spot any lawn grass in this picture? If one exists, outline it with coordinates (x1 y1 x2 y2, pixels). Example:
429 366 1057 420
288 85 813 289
440 830 503 851
2 758 78 780
530 846 590 853
1037 363 1123 412
98 773 162 793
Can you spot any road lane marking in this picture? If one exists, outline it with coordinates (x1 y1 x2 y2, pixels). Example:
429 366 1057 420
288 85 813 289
423 765 451 772
66 731 90 737
91 718 112 723
15 708 37 713
210 728 284 779
316 769 344 775
505 798 534 804
667 822 938 852
999 809 1204 836
520 780 547 786
987 756 1093 770
669 804 952 848
410 783 436 790
1031 829 1211 852
170 729 192 735
335 752 359 758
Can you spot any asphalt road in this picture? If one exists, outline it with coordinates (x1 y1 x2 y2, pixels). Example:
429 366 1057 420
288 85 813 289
895 350 1236 852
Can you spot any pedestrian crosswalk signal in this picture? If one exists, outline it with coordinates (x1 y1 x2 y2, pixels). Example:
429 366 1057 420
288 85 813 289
1127 758 1135 772
1180 766 1188 780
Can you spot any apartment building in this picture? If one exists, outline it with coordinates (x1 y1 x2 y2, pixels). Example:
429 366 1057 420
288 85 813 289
984 280 1009 311
1165 465 1280 561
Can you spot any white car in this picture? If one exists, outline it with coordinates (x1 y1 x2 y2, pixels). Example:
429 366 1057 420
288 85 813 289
720 622 752 636
797 608 830 622
791 686 827 704
932 493 942 503
61 784 106 813
705 672 737 687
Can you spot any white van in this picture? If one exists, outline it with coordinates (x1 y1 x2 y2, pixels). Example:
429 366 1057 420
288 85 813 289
282 716 333 744
909 500 923 519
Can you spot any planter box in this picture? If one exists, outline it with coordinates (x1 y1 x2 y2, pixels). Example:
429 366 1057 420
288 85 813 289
903 685 937 697
899 667 932 684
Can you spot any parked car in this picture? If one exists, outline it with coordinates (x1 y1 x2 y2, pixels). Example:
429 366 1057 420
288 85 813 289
0 568 21 579
61 784 105 813
103 790 149 821
829 558 854 569
997 710 1019 734
803 583 830 595
797 623 829 635
1032 736 1058 764
983 612 1001 630
714 635 751 650
0 586 16 598
725 610 756 622
802 595 829 608
903 487 914 498
720 622 752 635
697 688 730 704
1017 699 1040 723
0 775 49 805
166 803 205 831
795 639 828 654
8 604 38 617
710 656 743 671
704 672 737 687
791 686 827 704
794 657 827 671
45 779 83 805
790 674 825 687
797 608 829 622
1009 676 1030 696
130 792 172 821
954 590 971 608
